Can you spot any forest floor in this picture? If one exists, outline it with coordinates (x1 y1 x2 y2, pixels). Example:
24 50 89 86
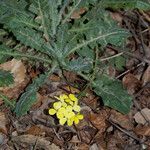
0 10 150 150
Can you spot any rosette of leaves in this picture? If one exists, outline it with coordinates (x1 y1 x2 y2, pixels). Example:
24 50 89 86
0 0 144 116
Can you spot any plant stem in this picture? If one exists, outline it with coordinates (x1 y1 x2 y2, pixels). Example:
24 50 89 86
78 48 99 98
0 51 52 64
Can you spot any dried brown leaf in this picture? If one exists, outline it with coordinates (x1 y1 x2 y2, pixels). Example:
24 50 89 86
122 73 142 95
134 108 150 124
11 134 60 150
71 8 86 19
0 112 8 134
79 126 97 144
110 110 133 130
134 125 150 136
0 59 29 105
142 66 150 86
89 110 108 131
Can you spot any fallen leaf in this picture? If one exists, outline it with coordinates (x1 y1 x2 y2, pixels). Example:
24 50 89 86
0 59 29 105
142 66 150 86
137 87 150 108
78 143 89 150
109 110 133 130
0 59 26 84
134 125 150 136
90 143 99 150
106 131 125 150
82 90 99 110
134 108 150 125
71 8 86 19
122 73 142 95
79 126 97 144
25 125 45 136
11 134 60 150
0 112 8 134
89 110 108 132
110 12 123 25
0 132 8 147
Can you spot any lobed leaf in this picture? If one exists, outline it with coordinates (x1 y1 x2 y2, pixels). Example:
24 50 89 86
14 74 48 117
92 75 132 114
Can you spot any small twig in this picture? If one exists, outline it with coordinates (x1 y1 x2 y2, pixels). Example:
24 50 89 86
108 119 144 144
107 46 150 65
100 52 124 62
116 62 144 79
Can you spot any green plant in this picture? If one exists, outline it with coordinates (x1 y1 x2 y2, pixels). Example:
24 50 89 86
0 0 149 116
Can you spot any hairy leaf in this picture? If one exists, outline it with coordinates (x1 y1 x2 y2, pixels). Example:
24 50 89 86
65 57 92 72
92 75 132 114
14 63 57 117
0 70 14 87
15 74 48 117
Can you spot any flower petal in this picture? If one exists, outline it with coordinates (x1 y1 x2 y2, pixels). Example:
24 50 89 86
73 105 81 112
59 118 67 125
66 105 73 112
49 109 56 115
53 102 62 110
61 94 68 99
67 119 73 126
74 117 79 124
65 98 71 102
77 114 84 120
56 111 64 119
69 94 78 101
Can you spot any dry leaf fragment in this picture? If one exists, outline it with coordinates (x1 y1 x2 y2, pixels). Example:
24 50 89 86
11 134 60 150
0 112 8 134
79 126 97 144
122 73 142 95
142 66 150 86
135 126 150 136
134 108 150 125
71 8 86 19
0 59 28 104
89 110 108 132
25 125 45 136
0 59 26 84
110 110 133 130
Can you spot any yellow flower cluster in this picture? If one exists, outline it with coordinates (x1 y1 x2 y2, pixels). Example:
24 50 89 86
49 94 83 126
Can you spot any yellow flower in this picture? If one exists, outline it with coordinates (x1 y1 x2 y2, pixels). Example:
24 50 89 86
66 105 73 112
67 118 74 126
73 105 80 112
49 109 56 115
69 94 78 102
53 102 62 110
59 118 67 125
49 94 83 126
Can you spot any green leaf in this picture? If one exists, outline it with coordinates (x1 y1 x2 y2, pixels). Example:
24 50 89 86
92 75 132 114
115 56 126 71
64 57 92 73
0 70 14 87
12 27 49 53
0 93 16 110
14 63 57 117
14 73 48 117
100 0 150 10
